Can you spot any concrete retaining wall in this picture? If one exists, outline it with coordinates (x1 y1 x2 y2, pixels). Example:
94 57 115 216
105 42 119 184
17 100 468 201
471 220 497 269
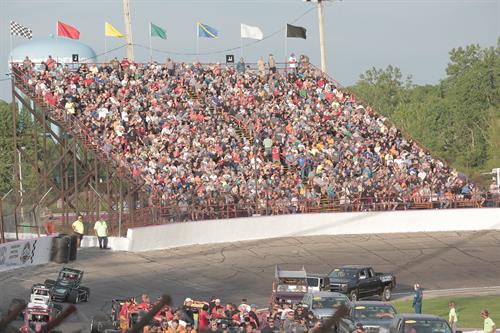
81 235 129 251
127 208 500 252
0 235 55 272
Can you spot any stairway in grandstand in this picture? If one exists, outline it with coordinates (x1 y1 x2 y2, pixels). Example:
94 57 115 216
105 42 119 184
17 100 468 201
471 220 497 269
10 65 146 220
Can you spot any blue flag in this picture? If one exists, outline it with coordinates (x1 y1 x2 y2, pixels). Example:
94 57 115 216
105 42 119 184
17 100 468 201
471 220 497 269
198 22 219 38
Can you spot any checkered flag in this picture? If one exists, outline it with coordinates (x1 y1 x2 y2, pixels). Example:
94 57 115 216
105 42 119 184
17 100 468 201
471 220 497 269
10 20 33 39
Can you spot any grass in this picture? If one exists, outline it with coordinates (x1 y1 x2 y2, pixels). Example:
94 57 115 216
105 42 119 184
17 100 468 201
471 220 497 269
391 295 500 329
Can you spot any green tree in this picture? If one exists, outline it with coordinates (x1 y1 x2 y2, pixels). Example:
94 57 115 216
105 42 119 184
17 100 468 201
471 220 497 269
349 41 500 182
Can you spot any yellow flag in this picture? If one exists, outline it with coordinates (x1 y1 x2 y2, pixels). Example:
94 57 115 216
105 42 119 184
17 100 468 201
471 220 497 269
105 22 124 38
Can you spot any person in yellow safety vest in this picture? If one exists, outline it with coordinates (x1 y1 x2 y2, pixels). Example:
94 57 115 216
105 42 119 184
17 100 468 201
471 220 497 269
72 215 84 247
94 218 109 249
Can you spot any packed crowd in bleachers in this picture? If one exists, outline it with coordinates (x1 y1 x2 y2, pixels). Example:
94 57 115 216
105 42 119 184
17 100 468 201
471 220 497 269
14 55 496 220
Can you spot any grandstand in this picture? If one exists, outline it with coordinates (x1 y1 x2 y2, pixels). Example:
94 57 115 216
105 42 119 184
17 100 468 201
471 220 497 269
7 58 499 237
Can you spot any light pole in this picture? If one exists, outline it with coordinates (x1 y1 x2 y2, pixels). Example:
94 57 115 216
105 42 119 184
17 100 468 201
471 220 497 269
304 0 331 73
317 0 327 73
123 0 134 61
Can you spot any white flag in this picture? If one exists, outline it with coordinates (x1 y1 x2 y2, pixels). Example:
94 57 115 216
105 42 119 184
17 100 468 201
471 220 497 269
240 23 263 40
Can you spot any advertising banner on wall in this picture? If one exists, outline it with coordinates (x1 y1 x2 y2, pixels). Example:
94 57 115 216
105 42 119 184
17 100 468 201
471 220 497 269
0 236 54 272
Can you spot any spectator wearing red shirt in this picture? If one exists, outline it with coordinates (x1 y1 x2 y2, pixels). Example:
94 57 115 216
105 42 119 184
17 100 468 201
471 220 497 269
46 55 56 71
137 294 151 311
198 304 211 331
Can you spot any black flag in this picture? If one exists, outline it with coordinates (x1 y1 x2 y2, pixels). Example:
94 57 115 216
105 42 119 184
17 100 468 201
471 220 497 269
286 24 306 39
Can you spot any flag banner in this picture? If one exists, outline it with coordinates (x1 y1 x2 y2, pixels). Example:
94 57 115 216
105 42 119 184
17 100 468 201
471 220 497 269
150 22 167 39
58 21 80 40
198 22 219 38
241 23 263 40
286 24 307 39
10 20 33 39
105 22 124 38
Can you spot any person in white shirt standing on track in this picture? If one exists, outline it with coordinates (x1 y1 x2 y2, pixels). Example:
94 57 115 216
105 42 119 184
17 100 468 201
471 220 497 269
94 217 109 250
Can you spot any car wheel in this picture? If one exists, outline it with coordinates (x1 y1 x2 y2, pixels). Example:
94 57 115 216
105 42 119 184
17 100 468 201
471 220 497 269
349 290 359 301
68 289 79 304
53 303 63 316
44 279 56 287
81 287 90 302
382 286 392 301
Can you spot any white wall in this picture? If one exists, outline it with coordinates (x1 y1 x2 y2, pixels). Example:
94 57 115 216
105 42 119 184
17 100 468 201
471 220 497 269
81 235 129 251
0 235 55 272
127 208 500 252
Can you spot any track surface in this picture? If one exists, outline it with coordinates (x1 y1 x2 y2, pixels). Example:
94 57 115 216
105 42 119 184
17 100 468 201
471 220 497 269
1 230 500 331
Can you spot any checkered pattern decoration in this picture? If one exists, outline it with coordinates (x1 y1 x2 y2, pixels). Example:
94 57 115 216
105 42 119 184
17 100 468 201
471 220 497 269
10 20 33 39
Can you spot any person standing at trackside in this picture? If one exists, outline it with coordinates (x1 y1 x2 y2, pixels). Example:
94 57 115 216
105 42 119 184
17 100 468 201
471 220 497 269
448 302 458 333
288 53 298 73
71 215 85 248
268 54 276 74
481 310 496 333
93 217 109 250
237 57 246 74
257 57 266 76
412 283 423 314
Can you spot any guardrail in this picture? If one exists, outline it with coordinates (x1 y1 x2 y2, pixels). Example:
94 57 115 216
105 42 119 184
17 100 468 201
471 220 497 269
115 194 500 234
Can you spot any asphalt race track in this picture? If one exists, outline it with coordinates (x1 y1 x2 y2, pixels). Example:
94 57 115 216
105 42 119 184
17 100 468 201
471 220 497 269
1 230 500 332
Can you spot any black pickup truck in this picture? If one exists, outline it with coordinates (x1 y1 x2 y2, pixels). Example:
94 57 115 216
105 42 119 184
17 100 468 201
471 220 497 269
328 265 396 301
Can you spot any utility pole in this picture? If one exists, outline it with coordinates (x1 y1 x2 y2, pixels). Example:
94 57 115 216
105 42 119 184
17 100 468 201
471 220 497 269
317 0 328 73
123 0 134 60
304 0 330 73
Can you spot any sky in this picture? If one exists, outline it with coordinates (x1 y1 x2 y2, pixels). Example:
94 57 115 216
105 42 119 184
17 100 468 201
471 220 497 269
0 0 499 101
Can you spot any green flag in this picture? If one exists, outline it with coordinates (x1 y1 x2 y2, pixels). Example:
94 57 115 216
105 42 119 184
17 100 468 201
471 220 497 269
150 22 167 39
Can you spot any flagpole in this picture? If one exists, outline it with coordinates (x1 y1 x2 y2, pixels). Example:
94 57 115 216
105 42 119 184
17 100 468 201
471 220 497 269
241 37 244 59
149 22 153 62
284 24 288 74
196 22 199 61
9 33 13 64
104 23 107 63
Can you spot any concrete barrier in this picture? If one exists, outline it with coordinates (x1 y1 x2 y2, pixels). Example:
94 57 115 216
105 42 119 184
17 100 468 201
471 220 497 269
81 235 129 251
0 235 55 272
127 208 500 252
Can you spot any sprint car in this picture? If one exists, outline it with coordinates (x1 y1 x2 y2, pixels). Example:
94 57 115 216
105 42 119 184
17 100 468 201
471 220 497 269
44 267 90 303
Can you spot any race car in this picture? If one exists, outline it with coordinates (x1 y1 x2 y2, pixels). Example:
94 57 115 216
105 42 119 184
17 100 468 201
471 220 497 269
20 305 62 333
29 284 52 308
28 284 63 314
44 267 90 304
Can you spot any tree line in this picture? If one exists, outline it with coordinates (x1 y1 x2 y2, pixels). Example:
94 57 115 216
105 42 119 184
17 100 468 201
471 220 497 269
348 40 499 185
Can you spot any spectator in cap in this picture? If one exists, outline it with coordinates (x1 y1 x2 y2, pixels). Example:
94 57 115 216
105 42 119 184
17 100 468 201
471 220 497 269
412 283 423 314
481 310 496 333
249 304 260 328
182 298 195 326
211 298 224 316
